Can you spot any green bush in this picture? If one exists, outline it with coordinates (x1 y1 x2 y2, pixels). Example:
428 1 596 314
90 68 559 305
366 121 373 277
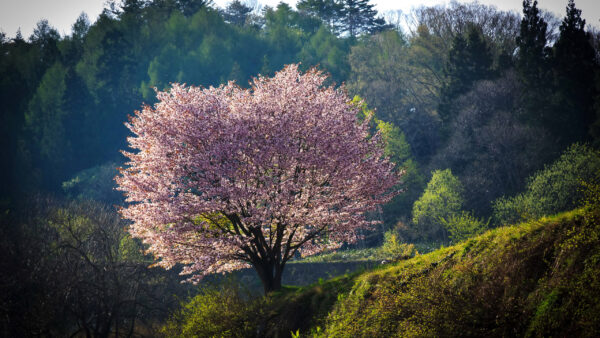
321 207 600 337
439 211 489 243
380 230 416 259
162 282 258 337
493 144 600 225
354 97 426 226
412 169 464 240
62 162 122 203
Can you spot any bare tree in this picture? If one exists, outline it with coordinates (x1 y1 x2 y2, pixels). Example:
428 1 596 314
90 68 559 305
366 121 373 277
431 71 556 215
0 197 189 337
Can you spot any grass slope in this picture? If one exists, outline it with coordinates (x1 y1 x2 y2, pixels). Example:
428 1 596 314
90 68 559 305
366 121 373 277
266 207 600 337
165 207 600 337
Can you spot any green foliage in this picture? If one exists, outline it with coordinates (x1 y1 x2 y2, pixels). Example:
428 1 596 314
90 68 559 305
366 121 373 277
524 211 600 336
439 211 489 243
260 277 356 337
62 162 121 203
163 274 358 338
297 0 342 33
581 176 600 210
162 281 257 337
2 1 600 333
298 26 350 83
347 29 442 162
3 2 600 338
347 30 409 124
376 118 410 164
292 241 430 264
515 0 599 147
222 0 253 26
431 71 556 216
338 0 390 38
376 121 425 223
199 207 596 337
516 0 550 90
351 96 425 228
263 3 309 72
493 144 600 225
412 169 464 240
380 230 416 259
515 0 552 128
294 247 382 263
318 208 600 337
2 0 364 198
24 62 69 184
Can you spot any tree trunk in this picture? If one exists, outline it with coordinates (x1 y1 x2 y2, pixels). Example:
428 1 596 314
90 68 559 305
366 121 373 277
255 261 284 294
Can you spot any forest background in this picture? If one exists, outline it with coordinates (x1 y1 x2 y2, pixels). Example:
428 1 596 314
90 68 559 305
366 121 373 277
1 0 600 336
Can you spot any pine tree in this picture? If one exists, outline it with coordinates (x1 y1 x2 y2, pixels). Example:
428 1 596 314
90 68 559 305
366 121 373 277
176 0 212 17
551 0 598 144
338 0 390 38
439 26 494 126
515 0 552 124
297 0 342 33
516 0 549 82
29 20 60 68
14 29 24 42
222 0 252 26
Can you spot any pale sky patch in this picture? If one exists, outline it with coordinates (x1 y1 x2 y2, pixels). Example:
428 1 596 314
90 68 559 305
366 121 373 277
1 0 598 39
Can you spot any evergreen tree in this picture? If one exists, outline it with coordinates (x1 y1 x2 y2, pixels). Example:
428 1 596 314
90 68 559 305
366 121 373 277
263 3 304 70
120 0 148 15
439 25 494 127
222 0 252 26
59 13 90 67
551 0 598 144
297 0 342 33
14 29 24 42
515 0 552 124
24 62 70 188
71 13 91 42
29 20 61 69
297 25 349 82
176 0 212 16
0 32 41 199
338 0 390 38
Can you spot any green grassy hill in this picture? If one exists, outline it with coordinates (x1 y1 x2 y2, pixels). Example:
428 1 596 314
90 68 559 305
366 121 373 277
164 207 600 337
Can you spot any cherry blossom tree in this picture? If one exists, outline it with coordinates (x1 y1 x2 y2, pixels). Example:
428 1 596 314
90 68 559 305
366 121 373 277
116 64 400 293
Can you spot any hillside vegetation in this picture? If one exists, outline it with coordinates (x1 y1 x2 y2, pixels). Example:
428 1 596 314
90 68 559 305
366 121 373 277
3 0 600 334
165 205 600 337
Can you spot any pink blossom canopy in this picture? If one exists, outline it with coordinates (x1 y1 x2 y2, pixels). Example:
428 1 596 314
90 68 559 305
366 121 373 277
116 64 400 282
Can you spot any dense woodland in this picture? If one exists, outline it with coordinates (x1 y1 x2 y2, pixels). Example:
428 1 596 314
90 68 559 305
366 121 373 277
1 0 600 336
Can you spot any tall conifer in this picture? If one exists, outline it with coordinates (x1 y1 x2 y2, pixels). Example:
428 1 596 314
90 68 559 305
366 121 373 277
515 0 551 125
439 26 494 126
552 0 598 144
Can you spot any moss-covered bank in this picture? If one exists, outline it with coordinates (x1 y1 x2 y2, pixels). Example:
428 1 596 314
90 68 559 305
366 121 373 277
164 207 600 337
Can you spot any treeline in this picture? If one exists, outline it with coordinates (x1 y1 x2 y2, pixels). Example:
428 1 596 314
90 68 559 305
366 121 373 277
1 0 600 335
1 0 599 213
349 0 600 243
0 0 390 203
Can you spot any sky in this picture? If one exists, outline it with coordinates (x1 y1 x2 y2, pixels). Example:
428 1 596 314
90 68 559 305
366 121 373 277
1 0 599 39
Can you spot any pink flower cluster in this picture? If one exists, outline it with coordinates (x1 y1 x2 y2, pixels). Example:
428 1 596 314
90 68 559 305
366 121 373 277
116 64 400 282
